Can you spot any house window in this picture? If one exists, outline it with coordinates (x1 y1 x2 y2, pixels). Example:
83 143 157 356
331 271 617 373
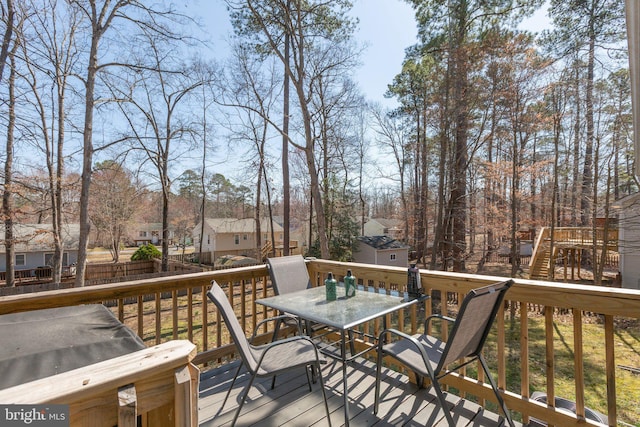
44 253 69 266
234 234 240 245
207 234 210 245
390 253 396 261
243 234 248 241
15 254 25 266
139 231 147 237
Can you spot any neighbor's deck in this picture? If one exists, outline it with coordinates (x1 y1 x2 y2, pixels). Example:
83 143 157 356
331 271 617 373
198 358 519 427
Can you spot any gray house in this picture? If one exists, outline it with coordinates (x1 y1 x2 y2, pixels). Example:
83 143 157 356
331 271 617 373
353 235 409 267
0 224 80 272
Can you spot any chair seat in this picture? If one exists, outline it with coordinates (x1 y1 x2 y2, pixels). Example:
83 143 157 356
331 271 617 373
381 334 445 378
251 339 326 376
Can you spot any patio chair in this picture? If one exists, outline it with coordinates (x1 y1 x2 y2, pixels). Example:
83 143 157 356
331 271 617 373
207 281 331 427
374 279 515 427
267 255 324 338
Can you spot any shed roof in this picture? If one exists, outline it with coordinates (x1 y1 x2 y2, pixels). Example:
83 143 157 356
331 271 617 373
357 235 408 250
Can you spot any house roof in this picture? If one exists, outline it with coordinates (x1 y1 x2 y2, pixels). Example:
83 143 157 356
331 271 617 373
357 235 408 250
0 224 80 253
202 218 284 234
366 218 402 229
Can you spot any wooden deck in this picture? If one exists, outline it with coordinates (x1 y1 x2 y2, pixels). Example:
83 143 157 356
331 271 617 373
198 358 519 427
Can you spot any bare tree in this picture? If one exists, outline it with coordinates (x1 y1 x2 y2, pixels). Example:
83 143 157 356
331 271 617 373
71 0 190 284
113 37 208 271
89 161 139 262
18 0 81 283
227 0 358 259
370 105 411 242
2 3 18 286
0 0 14 82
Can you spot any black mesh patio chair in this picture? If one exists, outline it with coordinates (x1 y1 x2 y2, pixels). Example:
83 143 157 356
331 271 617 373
207 281 331 427
374 279 515 427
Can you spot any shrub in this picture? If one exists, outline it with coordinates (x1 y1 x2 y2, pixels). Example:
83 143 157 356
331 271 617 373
130 243 161 261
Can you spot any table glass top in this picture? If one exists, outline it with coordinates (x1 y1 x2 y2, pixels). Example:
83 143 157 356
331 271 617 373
256 285 417 330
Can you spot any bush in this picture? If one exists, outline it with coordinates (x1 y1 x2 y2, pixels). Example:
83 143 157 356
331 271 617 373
130 244 161 261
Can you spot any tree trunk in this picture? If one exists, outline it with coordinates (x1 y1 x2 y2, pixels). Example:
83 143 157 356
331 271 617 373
3 41 16 287
282 16 290 256
75 15 101 287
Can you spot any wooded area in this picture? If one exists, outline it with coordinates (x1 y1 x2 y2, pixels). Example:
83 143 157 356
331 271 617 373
0 0 635 286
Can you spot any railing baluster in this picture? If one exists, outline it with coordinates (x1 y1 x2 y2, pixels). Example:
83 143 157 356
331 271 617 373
172 290 178 340
240 279 246 333
604 314 617 425
202 285 208 351
545 305 556 427
155 292 161 345
187 287 193 343
137 295 144 339
573 309 585 420
521 303 530 400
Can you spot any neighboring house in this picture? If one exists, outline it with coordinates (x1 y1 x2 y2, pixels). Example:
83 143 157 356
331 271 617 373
353 235 409 267
127 223 175 247
612 193 640 290
363 218 404 242
193 218 284 260
0 223 79 272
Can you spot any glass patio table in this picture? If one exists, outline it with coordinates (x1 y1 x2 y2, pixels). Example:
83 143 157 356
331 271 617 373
256 285 422 426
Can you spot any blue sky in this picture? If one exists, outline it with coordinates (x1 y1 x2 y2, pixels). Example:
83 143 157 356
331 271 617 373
194 0 548 106
192 0 418 106
182 0 550 185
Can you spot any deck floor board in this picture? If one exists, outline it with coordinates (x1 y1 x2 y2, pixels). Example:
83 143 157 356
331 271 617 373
198 358 520 427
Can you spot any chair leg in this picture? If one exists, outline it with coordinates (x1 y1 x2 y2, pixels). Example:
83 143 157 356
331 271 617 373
479 356 515 427
374 347 384 414
431 379 456 427
232 370 259 426
216 362 244 418
315 361 332 427
304 365 313 392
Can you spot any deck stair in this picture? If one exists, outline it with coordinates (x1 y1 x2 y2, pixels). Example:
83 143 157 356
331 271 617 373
529 244 551 280
528 227 618 279
261 240 273 260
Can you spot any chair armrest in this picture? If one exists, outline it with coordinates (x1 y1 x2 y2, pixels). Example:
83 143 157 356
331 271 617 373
377 327 415 344
424 313 456 334
251 313 302 341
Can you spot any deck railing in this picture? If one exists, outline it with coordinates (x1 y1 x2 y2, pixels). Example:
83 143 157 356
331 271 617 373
0 259 638 427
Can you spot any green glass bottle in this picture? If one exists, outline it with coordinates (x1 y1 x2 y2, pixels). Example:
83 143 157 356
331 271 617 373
344 269 356 298
325 272 337 301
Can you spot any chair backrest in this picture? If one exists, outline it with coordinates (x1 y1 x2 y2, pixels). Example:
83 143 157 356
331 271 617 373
267 255 312 295
437 279 514 371
207 281 258 373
